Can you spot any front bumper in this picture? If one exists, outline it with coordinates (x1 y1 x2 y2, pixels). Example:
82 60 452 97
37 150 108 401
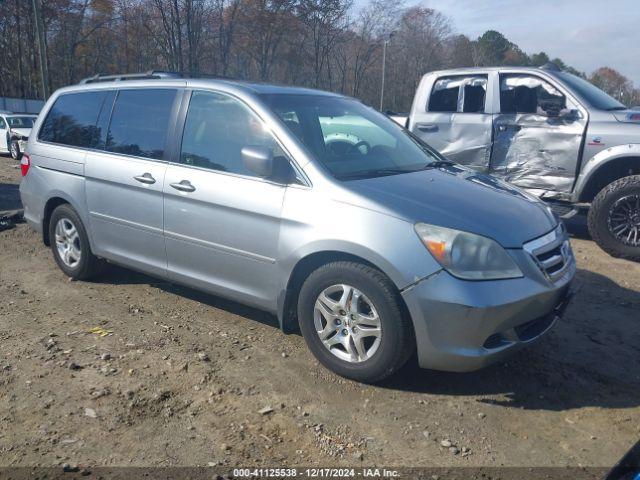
402 249 575 372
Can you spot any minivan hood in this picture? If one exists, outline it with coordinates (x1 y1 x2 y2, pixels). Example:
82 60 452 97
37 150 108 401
343 165 557 248
10 127 31 138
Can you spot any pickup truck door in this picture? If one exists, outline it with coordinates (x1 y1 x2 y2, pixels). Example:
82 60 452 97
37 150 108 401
410 74 492 169
489 73 587 195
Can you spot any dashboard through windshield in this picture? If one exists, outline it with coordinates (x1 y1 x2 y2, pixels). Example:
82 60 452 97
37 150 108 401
260 94 441 180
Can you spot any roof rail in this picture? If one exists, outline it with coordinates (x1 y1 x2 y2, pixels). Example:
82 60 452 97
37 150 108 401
79 70 182 84
539 62 561 72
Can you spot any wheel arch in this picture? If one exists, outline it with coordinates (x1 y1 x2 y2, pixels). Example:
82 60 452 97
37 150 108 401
41 195 88 246
277 250 413 334
578 153 640 203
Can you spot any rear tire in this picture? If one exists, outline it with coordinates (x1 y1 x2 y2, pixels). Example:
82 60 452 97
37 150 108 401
49 204 104 280
588 175 640 261
297 261 414 383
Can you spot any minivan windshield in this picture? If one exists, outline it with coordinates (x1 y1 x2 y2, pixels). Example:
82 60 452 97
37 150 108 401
557 72 626 111
261 94 442 180
7 116 36 128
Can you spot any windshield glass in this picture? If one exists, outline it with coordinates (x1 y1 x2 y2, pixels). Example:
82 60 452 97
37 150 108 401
557 72 626 110
260 94 442 180
7 116 36 128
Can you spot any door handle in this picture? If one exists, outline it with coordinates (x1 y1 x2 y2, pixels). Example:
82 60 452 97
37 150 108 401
498 125 522 132
416 123 438 132
170 180 196 193
133 173 156 184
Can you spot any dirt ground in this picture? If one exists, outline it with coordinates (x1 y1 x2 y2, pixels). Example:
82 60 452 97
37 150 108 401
0 154 638 470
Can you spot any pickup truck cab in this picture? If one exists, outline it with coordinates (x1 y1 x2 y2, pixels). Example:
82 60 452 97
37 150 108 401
393 64 640 260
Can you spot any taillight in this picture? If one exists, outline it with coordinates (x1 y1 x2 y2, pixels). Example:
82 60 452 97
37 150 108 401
21 153 30 176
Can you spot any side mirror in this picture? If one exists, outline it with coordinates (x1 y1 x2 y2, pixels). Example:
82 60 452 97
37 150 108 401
559 108 579 120
242 146 273 178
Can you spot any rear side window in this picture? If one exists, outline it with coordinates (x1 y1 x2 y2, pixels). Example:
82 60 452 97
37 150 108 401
105 89 177 160
428 75 487 113
38 91 111 148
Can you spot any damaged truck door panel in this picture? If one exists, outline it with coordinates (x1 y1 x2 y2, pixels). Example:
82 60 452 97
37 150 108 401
403 65 640 261
21 72 575 383
490 73 586 194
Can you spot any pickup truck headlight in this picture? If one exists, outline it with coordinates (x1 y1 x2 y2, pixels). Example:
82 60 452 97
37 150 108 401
415 223 523 280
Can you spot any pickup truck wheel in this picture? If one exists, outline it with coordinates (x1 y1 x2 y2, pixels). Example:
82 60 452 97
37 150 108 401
297 261 414 383
49 204 104 280
10 141 21 160
588 175 640 261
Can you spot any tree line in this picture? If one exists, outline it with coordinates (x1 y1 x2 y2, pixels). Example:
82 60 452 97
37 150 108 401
1 0 638 111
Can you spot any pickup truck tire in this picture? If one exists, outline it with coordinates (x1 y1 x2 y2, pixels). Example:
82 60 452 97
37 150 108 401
49 204 104 280
297 261 414 383
588 175 640 261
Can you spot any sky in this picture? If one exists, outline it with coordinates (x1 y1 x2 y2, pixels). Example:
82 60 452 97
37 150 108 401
356 0 640 86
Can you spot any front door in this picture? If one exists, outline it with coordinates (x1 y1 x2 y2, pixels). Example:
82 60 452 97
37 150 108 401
163 90 286 309
410 74 492 169
85 88 179 276
489 73 587 195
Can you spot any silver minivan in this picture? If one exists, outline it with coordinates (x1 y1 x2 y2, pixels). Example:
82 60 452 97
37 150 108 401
20 72 575 382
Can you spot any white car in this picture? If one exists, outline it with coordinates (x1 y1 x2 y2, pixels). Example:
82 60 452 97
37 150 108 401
0 112 38 160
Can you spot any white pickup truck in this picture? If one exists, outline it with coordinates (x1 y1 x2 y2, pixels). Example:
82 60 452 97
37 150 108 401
390 64 640 260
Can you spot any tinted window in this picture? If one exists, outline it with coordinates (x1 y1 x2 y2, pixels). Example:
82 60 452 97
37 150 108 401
429 75 487 113
500 74 566 115
39 92 109 147
106 89 176 160
180 91 282 177
262 94 442 180
0 118 5 129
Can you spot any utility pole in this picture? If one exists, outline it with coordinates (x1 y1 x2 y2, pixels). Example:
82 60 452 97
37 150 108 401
32 0 50 99
379 32 394 112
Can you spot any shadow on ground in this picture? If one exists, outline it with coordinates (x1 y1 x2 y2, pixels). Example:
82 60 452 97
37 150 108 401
95 262 640 412
0 182 21 212
383 267 640 411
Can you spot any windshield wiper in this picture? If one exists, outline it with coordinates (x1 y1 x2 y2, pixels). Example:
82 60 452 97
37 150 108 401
337 161 454 180
337 167 414 180
605 106 627 111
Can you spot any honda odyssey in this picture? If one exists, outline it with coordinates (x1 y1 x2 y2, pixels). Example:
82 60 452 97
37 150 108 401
19 72 575 382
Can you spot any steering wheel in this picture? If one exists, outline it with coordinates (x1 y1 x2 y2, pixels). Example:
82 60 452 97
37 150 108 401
351 140 371 155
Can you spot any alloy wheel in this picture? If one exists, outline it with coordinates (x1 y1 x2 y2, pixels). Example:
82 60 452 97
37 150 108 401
608 194 640 247
313 284 382 363
54 218 82 268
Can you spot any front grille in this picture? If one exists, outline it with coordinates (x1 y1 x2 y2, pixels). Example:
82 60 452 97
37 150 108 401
523 224 574 283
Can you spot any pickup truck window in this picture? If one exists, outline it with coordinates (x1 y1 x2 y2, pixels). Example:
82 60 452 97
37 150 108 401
428 75 487 114
499 74 566 116
556 71 626 111
261 94 441 180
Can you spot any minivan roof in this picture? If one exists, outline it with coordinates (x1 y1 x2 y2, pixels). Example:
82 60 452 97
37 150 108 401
64 75 343 98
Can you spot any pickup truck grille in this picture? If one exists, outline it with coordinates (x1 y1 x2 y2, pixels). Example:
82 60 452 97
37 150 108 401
523 224 574 283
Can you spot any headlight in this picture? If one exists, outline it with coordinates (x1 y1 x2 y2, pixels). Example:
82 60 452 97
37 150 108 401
414 223 523 280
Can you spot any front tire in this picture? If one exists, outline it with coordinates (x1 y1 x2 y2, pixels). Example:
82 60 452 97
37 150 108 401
49 204 104 280
588 175 640 261
297 261 414 383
